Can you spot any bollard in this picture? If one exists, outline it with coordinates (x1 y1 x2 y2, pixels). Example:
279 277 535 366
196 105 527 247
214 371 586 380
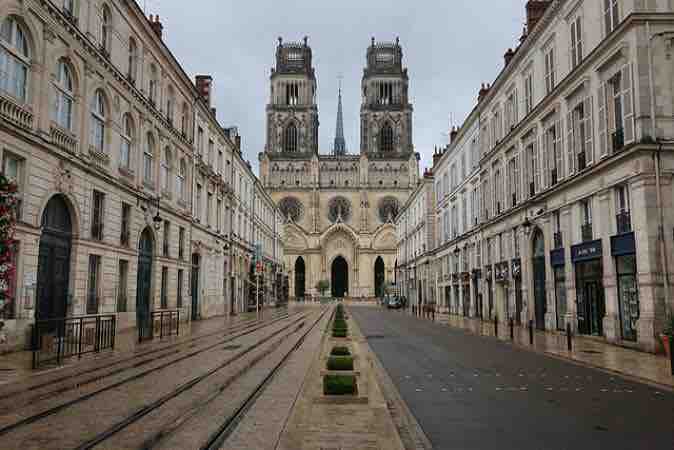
529 320 534 346
510 318 514 341
670 335 674 376
494 316 498 338
566 323 573 352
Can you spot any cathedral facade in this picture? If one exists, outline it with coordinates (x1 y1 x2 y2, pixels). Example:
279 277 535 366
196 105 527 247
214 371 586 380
259 37 419 299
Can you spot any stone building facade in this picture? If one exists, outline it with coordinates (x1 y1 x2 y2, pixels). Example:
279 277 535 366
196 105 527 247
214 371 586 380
398 0 674 353
260 37 419 299
0 0 284 351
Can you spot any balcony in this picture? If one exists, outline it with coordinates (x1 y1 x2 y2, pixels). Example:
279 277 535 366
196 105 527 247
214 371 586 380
612 128 625 153
577 152 586 171
581 223 593 242
616 210 632 234
0 93 33 130
50 124 78 154
553 231 563 249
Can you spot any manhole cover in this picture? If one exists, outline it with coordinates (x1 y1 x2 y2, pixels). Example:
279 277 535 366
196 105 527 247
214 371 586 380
580 350 602 354
366 335 386 340
223 345 242 351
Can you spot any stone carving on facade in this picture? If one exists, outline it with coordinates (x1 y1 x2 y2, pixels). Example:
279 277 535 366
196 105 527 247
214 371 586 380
278 196 303 223
378 196 400 223
54 161 74 194
327 196 352 224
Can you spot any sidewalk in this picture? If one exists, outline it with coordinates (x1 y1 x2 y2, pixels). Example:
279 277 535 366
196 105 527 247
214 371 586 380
0 310 271 386
412 309 674 390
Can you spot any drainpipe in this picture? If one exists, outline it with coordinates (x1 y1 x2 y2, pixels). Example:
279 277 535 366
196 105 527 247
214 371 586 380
647 22 673 322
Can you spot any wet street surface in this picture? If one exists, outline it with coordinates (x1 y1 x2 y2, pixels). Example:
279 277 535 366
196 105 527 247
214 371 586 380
0 307 327 450
350 306 674 450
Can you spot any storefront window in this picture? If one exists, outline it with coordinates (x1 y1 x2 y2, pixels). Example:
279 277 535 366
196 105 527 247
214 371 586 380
616 255 639 341
575 259 604 336
554 266 567 330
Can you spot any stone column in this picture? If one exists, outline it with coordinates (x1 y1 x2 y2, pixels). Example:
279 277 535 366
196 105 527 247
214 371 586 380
562 205 577 332
598 188 621 343
543 215 556 331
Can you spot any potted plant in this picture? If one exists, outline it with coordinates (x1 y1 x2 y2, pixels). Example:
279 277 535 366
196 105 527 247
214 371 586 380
662 317 674 359
315 280 330 298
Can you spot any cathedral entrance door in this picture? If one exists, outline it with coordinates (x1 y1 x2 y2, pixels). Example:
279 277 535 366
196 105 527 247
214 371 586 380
331 256 349 298
374 256 385 298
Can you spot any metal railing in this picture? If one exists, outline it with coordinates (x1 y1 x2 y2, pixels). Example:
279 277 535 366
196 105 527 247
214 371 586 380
616 210 632 234
32 314 116 369
139 309 180 342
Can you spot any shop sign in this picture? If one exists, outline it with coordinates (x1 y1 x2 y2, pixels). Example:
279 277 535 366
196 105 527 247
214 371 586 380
571 239 603 263
610 232 636 256
550 248 565 267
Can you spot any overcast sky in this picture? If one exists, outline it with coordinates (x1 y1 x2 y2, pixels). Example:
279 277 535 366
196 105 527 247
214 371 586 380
151 0 526 174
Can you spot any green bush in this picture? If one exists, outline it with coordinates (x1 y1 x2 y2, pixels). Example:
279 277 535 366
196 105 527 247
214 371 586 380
332 329 347 338
330 346 351 356
323 374 356 395
327 355 354 371
333 319 347 330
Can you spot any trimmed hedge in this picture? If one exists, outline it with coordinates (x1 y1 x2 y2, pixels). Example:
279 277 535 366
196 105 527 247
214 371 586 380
327 355 354 371
330 346 351 356
333 319 347 330
323 374 356 395
332 329 347 338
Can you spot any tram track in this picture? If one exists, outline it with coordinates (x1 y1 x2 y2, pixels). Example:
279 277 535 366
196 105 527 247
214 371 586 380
0 310 312 441
0 309 291 404
0 311 296 416
75 309 328 450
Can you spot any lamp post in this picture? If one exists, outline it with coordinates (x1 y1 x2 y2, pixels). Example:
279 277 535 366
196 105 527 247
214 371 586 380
522 216 532 236
152 195 162 231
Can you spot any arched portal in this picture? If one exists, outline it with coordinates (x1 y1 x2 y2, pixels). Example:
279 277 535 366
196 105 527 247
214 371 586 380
532 229 547 330
136 228 154 335
191 253 201 320
374 256 385 297
294 257 306 300
331 256 349 298
36 195 73 324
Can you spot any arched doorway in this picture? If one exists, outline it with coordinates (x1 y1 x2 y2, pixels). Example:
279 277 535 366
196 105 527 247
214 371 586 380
532 229 547 330
331 256 348 298
191 253 200 320
294 257 306 300
36 195 72 324
374 256 385 297
136 228 154 335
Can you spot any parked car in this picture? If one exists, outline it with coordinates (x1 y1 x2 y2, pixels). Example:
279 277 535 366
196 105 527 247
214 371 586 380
387 296 402 309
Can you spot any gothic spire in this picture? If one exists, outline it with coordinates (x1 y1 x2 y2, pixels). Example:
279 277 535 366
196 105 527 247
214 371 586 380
333 76 347 155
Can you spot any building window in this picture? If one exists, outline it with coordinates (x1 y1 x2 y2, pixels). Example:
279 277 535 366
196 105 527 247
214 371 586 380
545 121 563 186
178 226 185 260
544 46 556 95
3 151 23 220
163 221 170 257
177 159 187 202
144 133 155 183
206 192 212 227
208 139 214 166
91 190 105 240
100 5 111 51
177 269 184 308
616 254 639 341
53 60 74 130
197 126 204 156
568 97 594 173
615 185 631 233
283 123 298 153
217 150 223 176
600 66 633 155
554 266 567 330
554 210 563 249
581 198 593 242
181 103 189 137
121 202 131 246
160 266 168 309
570 16 583 69
195 184 203 222
217 199 222 232
117 259 128 312
87 254 101 315
166 86 175 124
161 147 171 192
148 64 158 105
120 114 134 170
505 88 518 131
0 17 30 102
90 90 106 152
524 71 534 115
604 0 620 36
128 37 138 81
379 122 394 152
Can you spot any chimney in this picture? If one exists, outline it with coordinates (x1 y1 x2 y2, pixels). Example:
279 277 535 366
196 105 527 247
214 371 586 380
526 1 552 34
478 83 491 103
195 75 213 108
504 48 515 67
450 126 459 143
432 146 442 168
149 14 163 39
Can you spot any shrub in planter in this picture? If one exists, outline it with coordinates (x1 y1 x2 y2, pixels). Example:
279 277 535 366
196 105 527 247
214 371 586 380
331 346 350 356
333 319 347 330
323 374 356 395
332 329 347 338
327 355 354 371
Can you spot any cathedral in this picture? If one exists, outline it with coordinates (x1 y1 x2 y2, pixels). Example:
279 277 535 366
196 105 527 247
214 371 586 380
259 37 419 299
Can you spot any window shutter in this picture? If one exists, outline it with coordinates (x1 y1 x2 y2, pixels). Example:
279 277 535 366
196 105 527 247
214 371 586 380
585 95 594 164
515 154 521 201
541 132 549 188
622 63 634 144
597 84 607 158
555 119 564 179
522 145 529 195
566 111 575 175
533 137 540 193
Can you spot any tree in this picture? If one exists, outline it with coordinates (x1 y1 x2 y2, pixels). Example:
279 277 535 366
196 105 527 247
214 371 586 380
315 279 330 297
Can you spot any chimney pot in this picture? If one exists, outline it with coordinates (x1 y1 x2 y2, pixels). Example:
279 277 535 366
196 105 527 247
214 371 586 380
149 14 163 39
504 48 515 67
195 75 213 108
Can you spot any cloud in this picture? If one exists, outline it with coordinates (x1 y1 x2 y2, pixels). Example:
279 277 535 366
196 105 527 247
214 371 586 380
154 0 526 174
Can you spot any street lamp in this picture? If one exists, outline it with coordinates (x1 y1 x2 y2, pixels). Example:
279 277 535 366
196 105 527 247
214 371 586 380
152 195 162 230
522 216 532 236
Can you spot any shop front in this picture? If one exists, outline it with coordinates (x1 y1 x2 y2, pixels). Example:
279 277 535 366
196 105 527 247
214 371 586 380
472 270 482 319
572 240 605 336
511 258 522 325
550 248 566 331
611 232 639 341
484 265 493 320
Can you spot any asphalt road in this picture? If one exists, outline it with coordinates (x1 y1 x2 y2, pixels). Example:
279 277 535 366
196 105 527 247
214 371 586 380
350 306 674 450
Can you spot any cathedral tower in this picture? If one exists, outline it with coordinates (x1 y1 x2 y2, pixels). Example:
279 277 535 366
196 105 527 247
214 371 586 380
265 37 319 154
360 37 413 155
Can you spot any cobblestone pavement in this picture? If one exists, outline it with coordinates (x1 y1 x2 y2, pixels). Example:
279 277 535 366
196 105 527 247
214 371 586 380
0 307 325 449
352 306 674 450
